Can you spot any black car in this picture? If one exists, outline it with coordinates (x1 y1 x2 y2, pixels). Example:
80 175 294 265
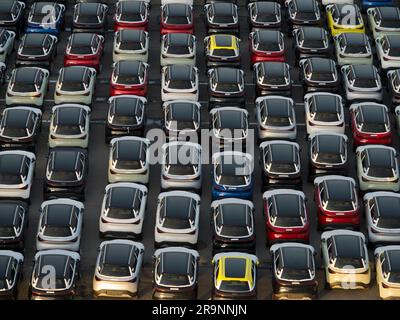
29 249 80 300
208 67 245 108
106 95 146 143
254 62 292 97
0 200 28 250
16 33 57 68
205 2 239 35
153 247 199 300
0 0 25 36
293 27 330 63
308 133 348 180
211 198 255 253
260 140 302 190
72 2 108 34
162 100 201 142
286 0 321 33
44 148 88 201
299 57 339 93
387 69 400 105
0 107 41 150
270 243 318 300
248 1 281 30
0 250 23 300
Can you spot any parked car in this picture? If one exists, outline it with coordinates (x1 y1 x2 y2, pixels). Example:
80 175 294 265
113 29 149 63
0 250 23 299
72 2 108 34
99 182 148 239
321 230 371 289
350 102 391 147
211 252 258 300
55 66 97 105
113 0 149 31
308 132 348 179
204 34 240 69
364 192 400 245
0 1 25 36
314 175 360 230
161 3 193 35
255 95 297 141
293 27 330 63
0 201 28 250
249 30 285 65
108 136 150 185
254 61 292 97
334 33 372 66
153 247 199 300
260 140 302 190
211 198 255 253
299 57 339 93
26 1 65 36
205 2 239 35
326 3 365 36
376 34 400 70
0 29 15 63
356 145 400 192
110 60 149 97
64 33 104 72
29 249 80 300
161 64 199 102
93 239 144 298
48 104 91 149
161 141 202 192
361 0 395 10
0 150 35 201
248 1 281 31
0 107 42 150
375 245 400 299
286 0 322 33
367 6 400 39
270 243 317 300
16 33 57 69
212 151 253 200
388 69 400 105
36 199 84 252
160 33 196 67
6 67 49 107
44 148 88 201
106 95 146 142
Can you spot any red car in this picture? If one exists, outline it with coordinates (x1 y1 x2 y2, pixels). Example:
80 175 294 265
249 30 285 65
350 102 392 147
114 0 149 31
64 33 104 72
314 176 360 230
160 4 194 35
263 189 309 244
110 60 149 97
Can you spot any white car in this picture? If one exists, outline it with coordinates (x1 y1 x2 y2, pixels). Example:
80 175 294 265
108 136 150 185
0 150 35 201
334 33 372 66
160 33 196 67
356 145 400 192
49 104 91 149
99 182 148 238
0 29 15 63
113 29 149 63
395 105 400 135
161 0 193 5
321 230 371 289
367 7 400 39
161 64 199 102
376 35 400 70
155 190 200 247
36 199 84 252
304 92 345 135
6 67 49 107
321 0 353 5
54 66 97 105
375 246 400 300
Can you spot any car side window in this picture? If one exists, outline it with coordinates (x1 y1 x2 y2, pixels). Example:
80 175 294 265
326 238 334 261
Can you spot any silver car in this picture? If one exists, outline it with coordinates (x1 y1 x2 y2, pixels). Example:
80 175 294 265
93 239 144 298
160 33 196 67
375 245 400 300
367 6 400 39
376 34 400 70
334 33 372 66
161 64 199 102
36 199 84 252
0 29 15 63
113 29 149 63
364 192 400 245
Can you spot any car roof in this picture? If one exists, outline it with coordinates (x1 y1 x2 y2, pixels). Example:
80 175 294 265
261 62 287 76
0 202 20 227
351 64 377 79
256 30 281 43
272 193 301 217
342 33 368 45
280 246 310 269
308 58 335 72
0 1 18 12
164 3 190 16
116 60 142 75
55 107 84 125
163 195 193 218
50 149 82 171
23 33 48 46
0 255 12 279
45 203 74 227
269 143 296 162
4 108 33 127
220 203 249 225
103 242 133 266
166 33 192 46
0 153 26 174
160 251 191 275
214 67 240 83
211 34 235 48
324 179 353 201
301 27 325 39
358 104 386 123
311 94 340 112
333 234 363 259
375 196 400 219
294 0 317 11
71 33 96 45
14 67 39 83
114 139 145 161
119 29 144 42
366 148 394 168
263 98 292 117
219 256 251 282
167 64 193 79
108 185 141 208
314 134 343 153
62 67 87 81
215 109 246 129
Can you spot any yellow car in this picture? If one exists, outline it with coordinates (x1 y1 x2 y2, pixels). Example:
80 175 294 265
204 34 240 68
212 252 258 300
326 4 365 36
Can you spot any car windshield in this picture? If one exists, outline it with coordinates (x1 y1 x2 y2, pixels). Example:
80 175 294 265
61 81 85 92
219 280 250 292
335 257 363 269
216 162 248 186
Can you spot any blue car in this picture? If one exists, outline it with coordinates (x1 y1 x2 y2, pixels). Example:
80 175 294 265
26 2 65 36
211 151 254 201
361 0 394 10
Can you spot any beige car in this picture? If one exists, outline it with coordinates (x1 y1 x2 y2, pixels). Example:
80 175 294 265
375 246 400 300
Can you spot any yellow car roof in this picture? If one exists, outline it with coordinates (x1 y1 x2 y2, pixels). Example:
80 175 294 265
217 256 253 285
209 35 238 50
328 5 364 28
